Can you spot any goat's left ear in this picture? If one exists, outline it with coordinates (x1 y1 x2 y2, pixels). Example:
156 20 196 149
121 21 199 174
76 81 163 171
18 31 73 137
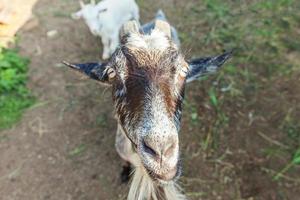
186 51 232 83
62 61 116 85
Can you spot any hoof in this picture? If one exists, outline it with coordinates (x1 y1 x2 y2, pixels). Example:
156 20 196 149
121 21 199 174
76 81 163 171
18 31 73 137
120 163 132 183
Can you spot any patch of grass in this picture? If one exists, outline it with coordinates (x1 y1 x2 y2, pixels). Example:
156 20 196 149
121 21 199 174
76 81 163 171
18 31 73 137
206 87 228 150
96 114 108 127
283 123 300 144
183 100 200 126
280 111 300 149
69 144 87 156
0 48 34 130
260 111 300 181
204 0 229 20
136 0 145 7
274 148 300 180
53 11 71 18
182 0 298 78
179 0 300 148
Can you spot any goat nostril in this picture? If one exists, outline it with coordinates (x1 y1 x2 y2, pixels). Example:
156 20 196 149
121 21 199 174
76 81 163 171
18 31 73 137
164 143 176 158
142 140 158 157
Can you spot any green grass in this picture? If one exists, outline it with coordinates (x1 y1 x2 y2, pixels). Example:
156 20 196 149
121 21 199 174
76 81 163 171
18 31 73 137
69 144 87 156
200 0 300 179
0 48 34 130
183 100 200 126
274 148 300 180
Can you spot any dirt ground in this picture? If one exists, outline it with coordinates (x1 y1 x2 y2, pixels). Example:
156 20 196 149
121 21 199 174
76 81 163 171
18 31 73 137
0 0 299 200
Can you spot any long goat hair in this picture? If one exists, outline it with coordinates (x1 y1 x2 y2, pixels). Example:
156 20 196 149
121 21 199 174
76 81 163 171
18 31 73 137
128 159 187 200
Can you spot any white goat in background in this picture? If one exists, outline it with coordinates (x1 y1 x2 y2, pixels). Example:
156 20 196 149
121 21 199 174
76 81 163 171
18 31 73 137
72 0 139 59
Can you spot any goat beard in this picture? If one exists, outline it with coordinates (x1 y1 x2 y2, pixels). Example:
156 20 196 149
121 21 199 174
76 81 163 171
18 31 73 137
127 163 186 200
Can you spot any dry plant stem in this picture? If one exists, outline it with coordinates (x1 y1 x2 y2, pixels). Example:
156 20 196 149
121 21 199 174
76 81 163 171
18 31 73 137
273 162 294 181
257 131 289 149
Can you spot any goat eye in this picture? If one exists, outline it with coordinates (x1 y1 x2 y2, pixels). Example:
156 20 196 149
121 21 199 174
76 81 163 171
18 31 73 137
107 68 116 79
179 66 189 77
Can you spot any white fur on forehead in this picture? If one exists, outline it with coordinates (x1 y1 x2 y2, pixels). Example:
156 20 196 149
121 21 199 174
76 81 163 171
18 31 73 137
126 29 172 51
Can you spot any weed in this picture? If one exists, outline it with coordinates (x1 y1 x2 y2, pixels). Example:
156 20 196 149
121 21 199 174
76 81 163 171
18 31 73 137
204 0 229 20
96 114 108 127
69 144 87 156
209 87 228 125
204 87 228 150
280 111 300 149
53 11 70 18
208 87 218 109
274 148 300 180
183 100 200 126
0 48 34 129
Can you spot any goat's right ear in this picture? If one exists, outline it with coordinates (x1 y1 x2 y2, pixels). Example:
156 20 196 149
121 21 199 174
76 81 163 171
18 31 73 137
63 61 116 85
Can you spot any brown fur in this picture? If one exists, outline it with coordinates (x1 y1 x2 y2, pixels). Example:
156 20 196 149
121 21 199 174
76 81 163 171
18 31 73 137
115 45 182 123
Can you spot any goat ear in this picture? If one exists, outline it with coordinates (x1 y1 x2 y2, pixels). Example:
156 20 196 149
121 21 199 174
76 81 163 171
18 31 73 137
186 51 232 83
71 10 83 19
62 61 116 85
154 20 171 38
120 20 140 38
79 0 85 8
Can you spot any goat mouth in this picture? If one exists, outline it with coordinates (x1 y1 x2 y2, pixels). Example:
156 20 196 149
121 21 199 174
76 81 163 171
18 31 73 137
144 164 181 184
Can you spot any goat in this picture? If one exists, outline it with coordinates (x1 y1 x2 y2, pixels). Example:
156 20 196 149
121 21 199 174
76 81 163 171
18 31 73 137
72 0 139 60
64 19 231 200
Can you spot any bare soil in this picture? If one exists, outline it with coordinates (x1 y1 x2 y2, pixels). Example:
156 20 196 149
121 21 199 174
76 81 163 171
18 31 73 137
0 0 299 200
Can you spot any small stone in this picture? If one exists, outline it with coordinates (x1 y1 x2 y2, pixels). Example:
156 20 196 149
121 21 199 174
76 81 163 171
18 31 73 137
47 30 58 38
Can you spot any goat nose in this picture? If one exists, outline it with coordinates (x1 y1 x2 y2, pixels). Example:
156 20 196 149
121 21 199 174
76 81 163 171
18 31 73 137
142 136 177 160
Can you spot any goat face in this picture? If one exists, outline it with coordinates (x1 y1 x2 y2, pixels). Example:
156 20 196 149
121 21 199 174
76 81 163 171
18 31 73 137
64 20 231 183
113 30 185 183
72 1 107 36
